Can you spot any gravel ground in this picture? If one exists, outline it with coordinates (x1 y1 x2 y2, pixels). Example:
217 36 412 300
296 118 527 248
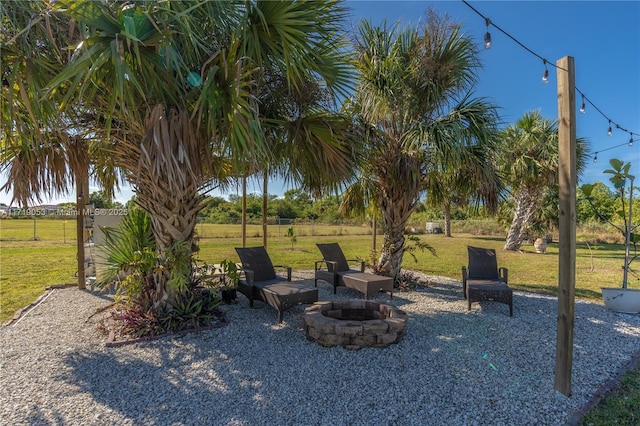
2 272 639 426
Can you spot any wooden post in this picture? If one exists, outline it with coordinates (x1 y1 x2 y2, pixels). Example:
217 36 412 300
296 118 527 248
371 211 377 254
75 167 87 290
241 175 247 248
262 172 268 248
555 55 577 396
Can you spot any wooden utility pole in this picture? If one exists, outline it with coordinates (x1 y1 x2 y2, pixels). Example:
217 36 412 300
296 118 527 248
555 55 577 396
242 175 247 247
262 172 268 248
75 167 87 290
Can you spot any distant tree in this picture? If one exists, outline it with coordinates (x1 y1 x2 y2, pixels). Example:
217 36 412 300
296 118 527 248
498 111 589 251
577 182 616 223
88 191 123 209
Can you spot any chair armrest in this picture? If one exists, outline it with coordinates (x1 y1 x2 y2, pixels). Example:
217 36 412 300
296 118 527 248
347 259 365 272
242 269 254 287
315 260 331 271
316 260 338 273
273 265 293 281
499 267 508 284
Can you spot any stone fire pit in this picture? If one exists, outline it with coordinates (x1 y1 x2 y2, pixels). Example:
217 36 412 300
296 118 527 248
303 300 408 350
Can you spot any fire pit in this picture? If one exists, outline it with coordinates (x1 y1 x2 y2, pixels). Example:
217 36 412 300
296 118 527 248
303 300 408 350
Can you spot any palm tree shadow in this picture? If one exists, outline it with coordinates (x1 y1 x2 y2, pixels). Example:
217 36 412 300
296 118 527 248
56 340 268 424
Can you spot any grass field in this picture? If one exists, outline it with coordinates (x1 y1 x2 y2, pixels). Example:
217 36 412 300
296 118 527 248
1 219 638 424
1 219 633 323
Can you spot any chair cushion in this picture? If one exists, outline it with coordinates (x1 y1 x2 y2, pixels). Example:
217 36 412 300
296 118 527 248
467 246 499 279
235 246 277 281
317 243 350 272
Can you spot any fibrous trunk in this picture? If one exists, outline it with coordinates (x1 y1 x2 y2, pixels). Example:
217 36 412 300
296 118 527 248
118 104 211 310
378 182 419 281
443 201 452 237
504 188 539 251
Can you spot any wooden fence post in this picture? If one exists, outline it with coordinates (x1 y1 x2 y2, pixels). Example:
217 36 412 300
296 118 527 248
555 55 577 396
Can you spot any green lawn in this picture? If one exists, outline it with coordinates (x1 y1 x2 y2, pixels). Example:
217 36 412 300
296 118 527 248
1 220 630 323
0 219 637 423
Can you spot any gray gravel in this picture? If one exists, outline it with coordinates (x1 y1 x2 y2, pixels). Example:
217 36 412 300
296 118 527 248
2 272 639 426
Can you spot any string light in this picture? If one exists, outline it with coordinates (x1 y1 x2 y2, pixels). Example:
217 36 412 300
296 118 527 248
461 0 639 158
592 141 634 162
484 18 492 49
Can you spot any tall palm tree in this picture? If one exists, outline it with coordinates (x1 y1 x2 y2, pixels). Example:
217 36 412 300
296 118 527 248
1 0 357 310
499 110 589 251
347 12 500 279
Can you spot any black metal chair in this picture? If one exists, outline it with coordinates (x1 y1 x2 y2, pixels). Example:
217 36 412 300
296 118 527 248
462 246 513 316
235 246 318 323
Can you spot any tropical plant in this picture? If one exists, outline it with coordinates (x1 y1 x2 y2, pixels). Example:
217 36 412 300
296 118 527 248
217 259 240 291
498 110 589 251
98 207 156 304
345 11 500 279
287 226 297 250
580 159 638 288
2 0 357 313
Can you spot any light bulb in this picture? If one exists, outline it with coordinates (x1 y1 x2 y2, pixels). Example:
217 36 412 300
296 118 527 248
630 136 634 146
607 121 612 136
484 18 491 49
542 69 549 83
580 94 586 113
593 154 598 163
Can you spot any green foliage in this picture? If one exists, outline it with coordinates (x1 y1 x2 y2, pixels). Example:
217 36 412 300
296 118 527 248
403 234 437 264
287 226 297 249
157 291 222 333
580 159 637 287
88 191 123 209
97 207 156 304
579 366 640 425
198 192 345 224
163 241 193 294
218 259 240 290
578 182 616 223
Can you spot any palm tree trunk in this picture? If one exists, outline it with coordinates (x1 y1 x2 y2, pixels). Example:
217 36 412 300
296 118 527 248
378 187 418 280
504 189 538 251
117 105 210 311
443 201 452 237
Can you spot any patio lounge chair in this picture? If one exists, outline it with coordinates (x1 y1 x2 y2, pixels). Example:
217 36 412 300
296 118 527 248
315 243 393 299
235 246 318 323
462 246 513 316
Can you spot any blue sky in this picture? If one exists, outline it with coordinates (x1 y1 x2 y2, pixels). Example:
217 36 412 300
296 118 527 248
1 1 638 206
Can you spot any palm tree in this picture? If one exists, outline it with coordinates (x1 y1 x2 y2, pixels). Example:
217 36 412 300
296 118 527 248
347 11 500 279
423 141 502 237
1 0 357 310
1 0 124 289
499 110 589 251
